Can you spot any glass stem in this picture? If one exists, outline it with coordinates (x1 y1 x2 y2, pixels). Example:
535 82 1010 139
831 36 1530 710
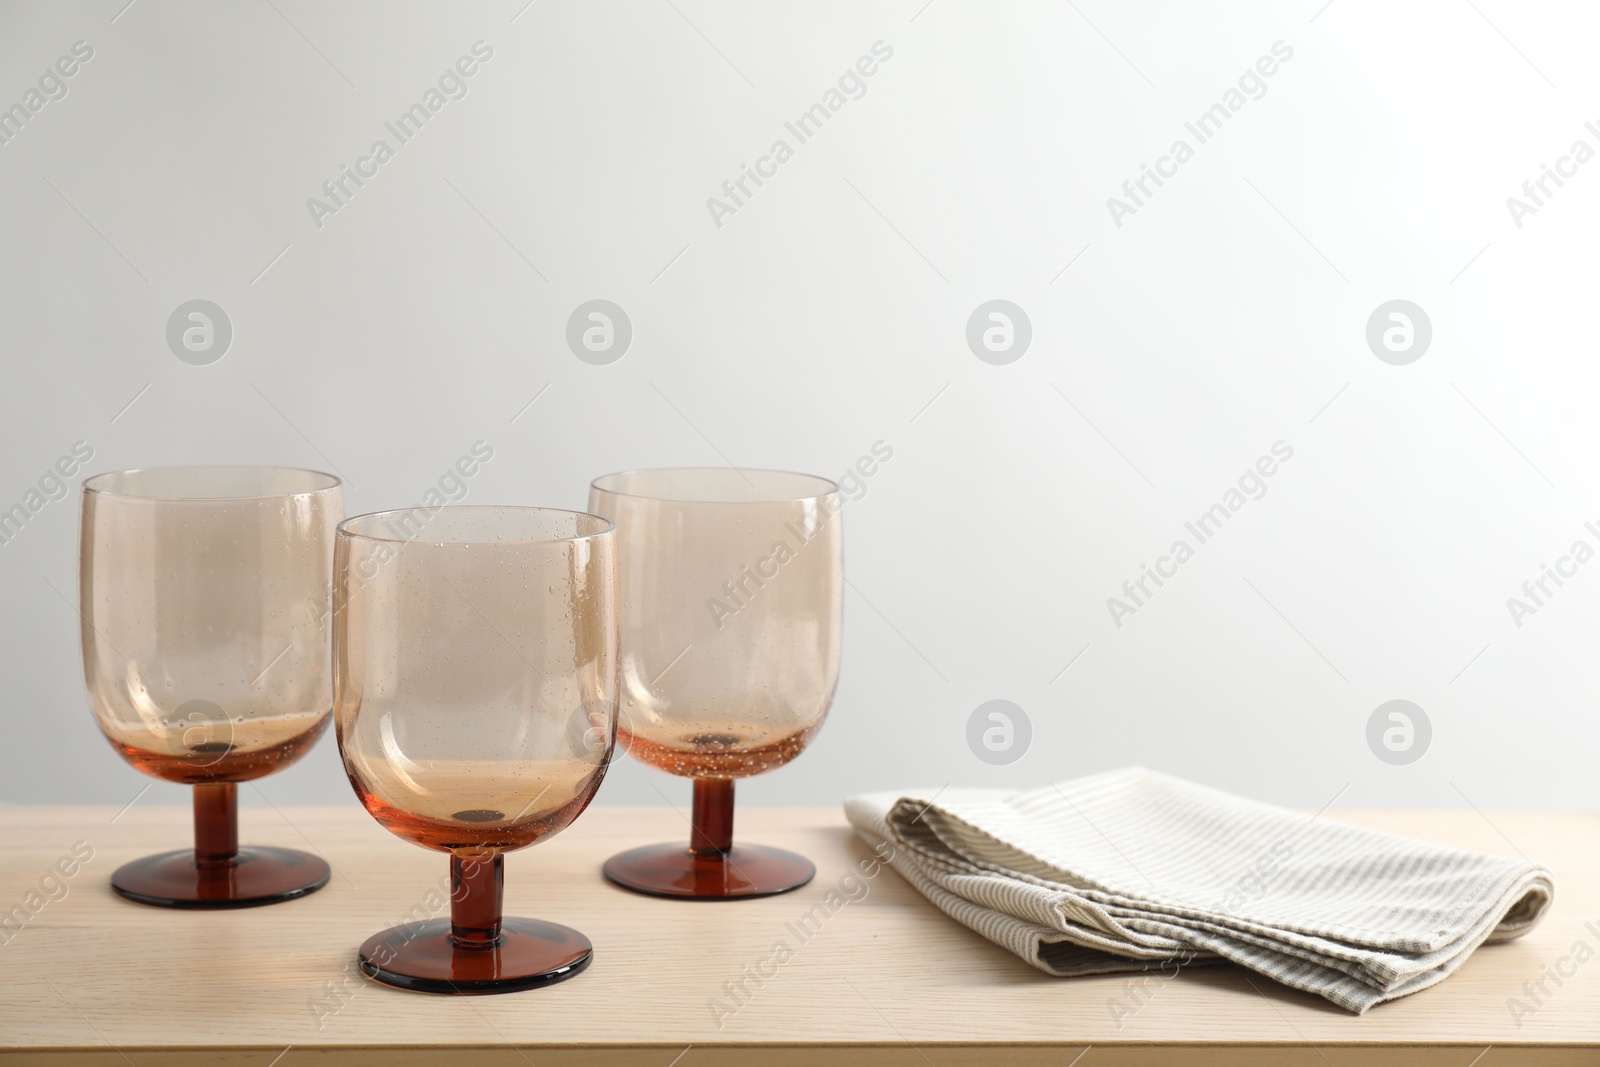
193 782 238 869
450 850 504 948
690 778 734 857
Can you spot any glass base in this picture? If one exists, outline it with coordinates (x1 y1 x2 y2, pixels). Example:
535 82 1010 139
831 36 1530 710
111 846 330 909
358 917 593 994
603 843 815 899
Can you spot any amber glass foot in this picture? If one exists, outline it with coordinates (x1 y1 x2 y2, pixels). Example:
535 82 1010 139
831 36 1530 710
111 782 330 909
603 778 815 900
112 846 330 908
359 850 592 995
359 917 592 994
604 842 814 899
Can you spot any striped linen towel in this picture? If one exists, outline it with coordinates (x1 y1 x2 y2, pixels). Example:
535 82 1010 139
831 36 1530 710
844 767 1554 1013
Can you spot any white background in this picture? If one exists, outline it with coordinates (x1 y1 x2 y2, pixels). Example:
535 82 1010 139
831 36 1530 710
2 0 1596 814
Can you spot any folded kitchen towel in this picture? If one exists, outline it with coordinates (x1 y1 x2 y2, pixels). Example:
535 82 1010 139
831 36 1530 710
844 767 1554 1013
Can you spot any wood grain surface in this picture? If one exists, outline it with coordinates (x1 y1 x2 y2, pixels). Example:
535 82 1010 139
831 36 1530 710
0 803 1595 1065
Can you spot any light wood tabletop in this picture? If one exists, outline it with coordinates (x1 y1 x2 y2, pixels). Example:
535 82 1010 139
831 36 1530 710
0 803 1595 1066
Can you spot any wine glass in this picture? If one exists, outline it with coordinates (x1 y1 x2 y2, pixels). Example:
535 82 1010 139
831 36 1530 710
79 465 343 907
589 468 842 899
334 505 617 994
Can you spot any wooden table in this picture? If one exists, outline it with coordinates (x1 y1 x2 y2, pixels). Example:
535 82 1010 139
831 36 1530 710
1 804 1595 1065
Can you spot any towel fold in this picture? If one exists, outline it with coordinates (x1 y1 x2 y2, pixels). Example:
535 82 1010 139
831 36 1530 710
844 767 1554 1013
